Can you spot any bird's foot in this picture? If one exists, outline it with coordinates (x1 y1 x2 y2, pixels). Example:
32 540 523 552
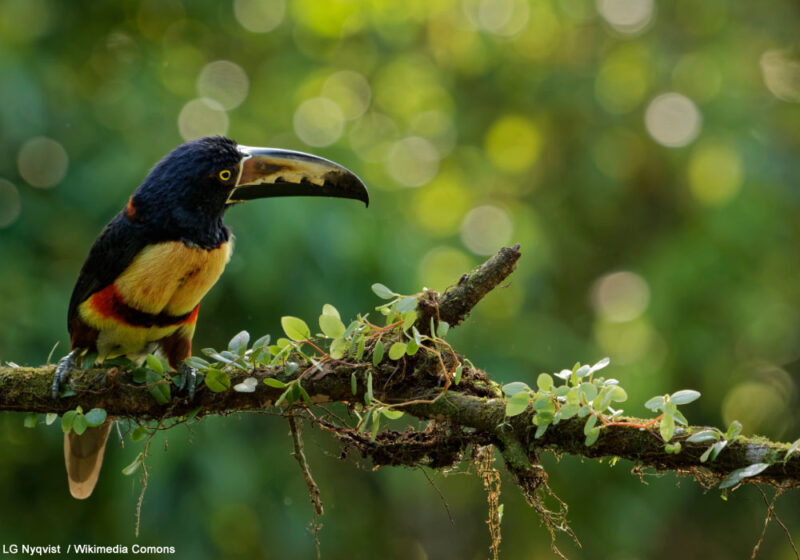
52 349 80 398
176 362 198 401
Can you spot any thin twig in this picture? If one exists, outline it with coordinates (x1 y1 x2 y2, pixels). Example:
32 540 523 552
418 466 454 525
752 486 799 560
288 411 323 559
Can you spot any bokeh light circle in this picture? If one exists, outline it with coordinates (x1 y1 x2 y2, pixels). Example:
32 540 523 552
590 271 650 322
293 97 345 147
0 179 22 228
688 142 743 206
644 93 701 147
233 0 286 33
322 71 371 121
178 98 229 141
760 50 800 103
460 205 513 256
17 137 68 188
386 136 440 188
485 115 541 173
597 0 655 35
196 60 250 110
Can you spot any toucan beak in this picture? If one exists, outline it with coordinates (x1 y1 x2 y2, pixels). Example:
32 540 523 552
228 147 369 207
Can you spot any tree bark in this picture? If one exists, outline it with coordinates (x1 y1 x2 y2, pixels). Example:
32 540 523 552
2 244 798 493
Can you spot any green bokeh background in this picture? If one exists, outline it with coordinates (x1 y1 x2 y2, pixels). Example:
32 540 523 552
2 0 800 558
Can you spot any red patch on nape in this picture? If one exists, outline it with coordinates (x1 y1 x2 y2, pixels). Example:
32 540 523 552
125 197 136 220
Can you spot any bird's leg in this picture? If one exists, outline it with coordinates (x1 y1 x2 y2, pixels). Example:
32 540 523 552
177 361 198 401
52 349 80 398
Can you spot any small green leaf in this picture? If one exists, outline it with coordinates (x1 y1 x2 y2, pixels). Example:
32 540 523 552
533 410 554 425
558 403 580 420
454 363 463 385
785 438 800 463
644 395 666 411
146 370 171 404
355 335 366 361
351 372 358 395
436 321 450 338
536 373 554 392
725 420 743 440
322 303 340 319
371 283 395 299
372 340 384 365
505 392 530 416
583 414 598 435
122 453 144 476
670 389 701 405
502 382 531 397
320 314 346 339
61 410 77 433
84 408 107 427
665 442 682 454
575 365 591 378
719 463 769 489
406 338 419 356
252 334 271 349
534 423 549 438
281 316 311 341
329 336 348 359
533 393 553 411
228 330 250 355
687 429 719 443
233 377 258 393
184 356 211 370
395 297 417 314
388 342 407 360
131 426 149 441
264 377 287 389
367 371 374 404
659 412 675 442
585 427 600 446
205 369 231 393
23 413 38 428
45 413 58 426
591 357 610 372
145 354 164 375
275 387 291 407
297 383 313 406
381 408 404 420
370 411 380 441
72 414 89 436
700 445 714 463
610 386 627 403
578 382 598 402
401 311 417 331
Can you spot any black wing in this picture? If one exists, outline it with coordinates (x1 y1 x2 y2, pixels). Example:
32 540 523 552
67 212 152 330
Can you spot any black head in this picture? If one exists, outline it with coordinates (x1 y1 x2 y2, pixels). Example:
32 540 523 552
132 136 243 223
126 136 369 244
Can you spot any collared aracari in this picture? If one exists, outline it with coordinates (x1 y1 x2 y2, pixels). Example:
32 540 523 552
53 136 368 499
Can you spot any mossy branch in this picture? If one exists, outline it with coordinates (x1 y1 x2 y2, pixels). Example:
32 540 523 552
2 243 800 505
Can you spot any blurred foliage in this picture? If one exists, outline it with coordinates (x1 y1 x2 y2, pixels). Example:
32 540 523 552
2 0 800 558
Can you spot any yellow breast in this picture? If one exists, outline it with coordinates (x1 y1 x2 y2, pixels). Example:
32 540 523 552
114 240 233 316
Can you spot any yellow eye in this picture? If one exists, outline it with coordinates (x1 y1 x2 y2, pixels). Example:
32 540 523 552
218 169 232 181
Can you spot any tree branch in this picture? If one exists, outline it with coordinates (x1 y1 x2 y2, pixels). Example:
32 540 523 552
2 244 799 500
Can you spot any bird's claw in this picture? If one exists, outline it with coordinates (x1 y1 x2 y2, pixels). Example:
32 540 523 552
177 362 198 401
52 349 79 398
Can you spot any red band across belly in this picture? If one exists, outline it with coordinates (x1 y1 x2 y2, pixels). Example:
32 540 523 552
88 284 199 327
